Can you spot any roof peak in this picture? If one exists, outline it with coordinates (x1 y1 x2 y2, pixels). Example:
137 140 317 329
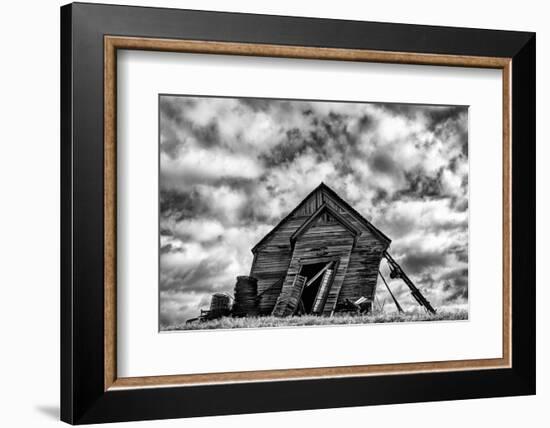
251 181 391 253
314 181 335 193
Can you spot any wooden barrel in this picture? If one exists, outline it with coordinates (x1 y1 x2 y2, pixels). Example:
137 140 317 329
209 293 232 319
232 276 258 317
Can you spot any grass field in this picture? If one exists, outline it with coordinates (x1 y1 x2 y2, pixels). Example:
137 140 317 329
164 308 468 331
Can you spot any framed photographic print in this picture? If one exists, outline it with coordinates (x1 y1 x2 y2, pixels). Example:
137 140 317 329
60 2 536 424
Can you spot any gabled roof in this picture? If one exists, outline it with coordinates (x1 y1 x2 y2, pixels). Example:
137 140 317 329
290 202 359 244
251 182 391 253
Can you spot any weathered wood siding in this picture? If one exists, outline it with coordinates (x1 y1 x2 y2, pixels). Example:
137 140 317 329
337 229 386 304
257 277 283 315
250 218 302 292
272 216 354 316
250 218 301 314
282 275 307 316
321 190 389 304
312 269 334 314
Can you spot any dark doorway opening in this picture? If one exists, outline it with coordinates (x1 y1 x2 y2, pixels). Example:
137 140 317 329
298 262 328 314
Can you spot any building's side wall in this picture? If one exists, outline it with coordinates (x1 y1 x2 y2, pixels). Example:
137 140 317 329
250 217 304 313
256 278 284 315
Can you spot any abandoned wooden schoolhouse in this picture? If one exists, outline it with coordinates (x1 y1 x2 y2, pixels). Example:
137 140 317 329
197 183 435 322
251 182 391 317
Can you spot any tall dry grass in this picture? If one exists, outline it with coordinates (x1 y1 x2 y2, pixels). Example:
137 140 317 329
163 308 468 331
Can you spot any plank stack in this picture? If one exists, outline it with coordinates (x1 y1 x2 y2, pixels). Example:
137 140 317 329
232 276 259 317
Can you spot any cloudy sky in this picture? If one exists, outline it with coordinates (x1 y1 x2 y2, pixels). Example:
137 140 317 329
159 95 468 328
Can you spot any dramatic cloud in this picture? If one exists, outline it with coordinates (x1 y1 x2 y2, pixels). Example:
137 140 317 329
159 96 469 327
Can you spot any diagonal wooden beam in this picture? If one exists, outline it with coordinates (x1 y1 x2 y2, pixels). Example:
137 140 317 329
378 270 404 313
304 261 333 288
383 251 436 314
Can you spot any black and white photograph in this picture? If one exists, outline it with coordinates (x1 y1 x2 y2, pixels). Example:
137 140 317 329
159 95 469 331
0 0 540 426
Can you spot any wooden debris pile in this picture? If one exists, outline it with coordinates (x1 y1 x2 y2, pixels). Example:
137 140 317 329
334 296 373 314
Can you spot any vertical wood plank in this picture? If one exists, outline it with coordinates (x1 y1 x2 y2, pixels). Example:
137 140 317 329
312 269 334 314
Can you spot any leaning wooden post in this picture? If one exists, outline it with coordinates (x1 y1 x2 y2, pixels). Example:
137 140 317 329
378 270 404 314
383 251 436 314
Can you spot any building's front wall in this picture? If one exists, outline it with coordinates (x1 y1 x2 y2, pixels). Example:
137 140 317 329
272 216 355 316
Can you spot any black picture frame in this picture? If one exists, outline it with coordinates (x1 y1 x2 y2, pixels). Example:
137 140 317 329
61 2 535 424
